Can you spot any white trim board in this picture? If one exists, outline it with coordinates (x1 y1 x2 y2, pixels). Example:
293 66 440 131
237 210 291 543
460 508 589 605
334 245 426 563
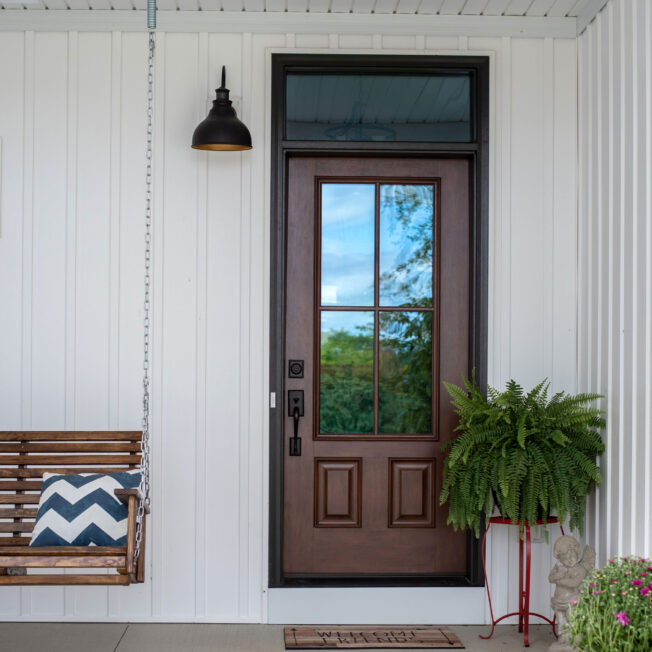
0 11 578 37
267 587 487 625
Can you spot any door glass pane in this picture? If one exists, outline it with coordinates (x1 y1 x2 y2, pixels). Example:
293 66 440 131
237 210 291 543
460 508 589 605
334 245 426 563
321 184 375 306
379 311 432 434
379 184 434 307
320 311 374 434
287 73 472 142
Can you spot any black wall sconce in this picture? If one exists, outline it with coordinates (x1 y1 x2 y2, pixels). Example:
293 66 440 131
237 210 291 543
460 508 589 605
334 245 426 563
191 66 252 151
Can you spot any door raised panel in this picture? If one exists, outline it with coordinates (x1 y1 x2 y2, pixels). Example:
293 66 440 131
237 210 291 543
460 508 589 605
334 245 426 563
314 459 362 527
388 459 435 528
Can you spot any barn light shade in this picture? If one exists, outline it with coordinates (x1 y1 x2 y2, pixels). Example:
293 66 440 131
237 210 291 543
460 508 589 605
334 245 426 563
192 66 252 151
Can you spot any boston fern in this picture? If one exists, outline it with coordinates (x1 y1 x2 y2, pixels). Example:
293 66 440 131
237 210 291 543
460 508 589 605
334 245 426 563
439 376 605 537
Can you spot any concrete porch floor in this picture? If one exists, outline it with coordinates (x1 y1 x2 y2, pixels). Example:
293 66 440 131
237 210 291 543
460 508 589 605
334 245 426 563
0 623 555 651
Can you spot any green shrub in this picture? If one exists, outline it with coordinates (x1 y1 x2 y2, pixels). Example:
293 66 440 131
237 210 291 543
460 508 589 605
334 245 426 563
440 376 605 536
567 556 652 651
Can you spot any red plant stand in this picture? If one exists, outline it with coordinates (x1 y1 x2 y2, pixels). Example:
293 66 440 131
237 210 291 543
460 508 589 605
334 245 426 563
480 517 565 647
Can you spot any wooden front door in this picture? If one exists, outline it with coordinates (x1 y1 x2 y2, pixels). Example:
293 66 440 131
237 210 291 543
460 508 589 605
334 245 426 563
283 156 471 578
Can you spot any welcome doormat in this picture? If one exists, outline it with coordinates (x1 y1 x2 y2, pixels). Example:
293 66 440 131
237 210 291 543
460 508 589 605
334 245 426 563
284 626 465 649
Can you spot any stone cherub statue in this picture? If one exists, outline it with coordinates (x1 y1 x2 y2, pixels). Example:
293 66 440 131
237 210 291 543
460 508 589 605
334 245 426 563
548 535 596 652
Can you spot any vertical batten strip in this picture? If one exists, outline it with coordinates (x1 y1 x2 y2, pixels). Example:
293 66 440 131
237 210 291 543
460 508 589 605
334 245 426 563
616 0 626 556
107 30 123 618
542 37 554 385
645 0 652 559
20 29 35 619
627 0 638 552
63 29 79 616
109 32 123 439
237 31 253 620
194 30 209 620
593 10 603 562
64 31 79 436
604 0 615 559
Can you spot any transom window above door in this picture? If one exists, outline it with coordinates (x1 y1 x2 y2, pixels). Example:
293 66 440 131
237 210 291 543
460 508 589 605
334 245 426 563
286 73 472 142
318 180 439 439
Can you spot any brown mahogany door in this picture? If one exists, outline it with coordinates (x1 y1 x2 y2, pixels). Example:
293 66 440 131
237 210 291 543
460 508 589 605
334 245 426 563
283 157 470 577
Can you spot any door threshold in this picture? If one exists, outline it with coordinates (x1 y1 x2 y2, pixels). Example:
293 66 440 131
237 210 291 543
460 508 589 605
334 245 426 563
268 586 487 625
279 574 478 588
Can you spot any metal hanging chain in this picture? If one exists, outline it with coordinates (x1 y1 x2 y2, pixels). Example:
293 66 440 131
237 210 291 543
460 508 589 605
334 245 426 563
135 28 155 569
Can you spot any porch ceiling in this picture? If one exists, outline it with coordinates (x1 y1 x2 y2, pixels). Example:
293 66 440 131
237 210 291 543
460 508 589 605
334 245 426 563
0 0 608 35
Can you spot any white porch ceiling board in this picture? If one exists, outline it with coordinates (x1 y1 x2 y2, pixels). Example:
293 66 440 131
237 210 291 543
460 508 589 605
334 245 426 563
395 0 419 13
89 0 112 8
110 0 135 10
545 0 576 17
480 0 510 15
439 0 466 14
222 0 243 10
177 0 199 9
131 0 146 8
352 0 374 12
65 0 89 8
416 0 444 15
265 0 285 10
504 0 534 16
525 0 554 16
199 0 223 8
330 0 353 12
460 0 489 15
374 0 399 15
287 0 308 10
308 0 330 12
155 0 178 9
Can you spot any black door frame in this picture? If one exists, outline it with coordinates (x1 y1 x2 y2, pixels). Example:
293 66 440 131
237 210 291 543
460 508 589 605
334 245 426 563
269 53 489 588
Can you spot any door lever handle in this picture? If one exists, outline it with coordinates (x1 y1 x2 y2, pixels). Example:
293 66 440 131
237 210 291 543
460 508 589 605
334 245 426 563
288 390 304 456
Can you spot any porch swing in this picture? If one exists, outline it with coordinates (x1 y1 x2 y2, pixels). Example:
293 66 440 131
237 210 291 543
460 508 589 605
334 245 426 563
0 5 158 587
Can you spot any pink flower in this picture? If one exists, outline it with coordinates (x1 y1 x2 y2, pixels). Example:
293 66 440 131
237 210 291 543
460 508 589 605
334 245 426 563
641 588 650 597
571 600 578 605
642 572 647 577
612 579 618 584
621 591 627 595
631 579 642 586
589 583 595 587
647 566 652 571
593 590 602 594
625 571 631 575
615 612 630 627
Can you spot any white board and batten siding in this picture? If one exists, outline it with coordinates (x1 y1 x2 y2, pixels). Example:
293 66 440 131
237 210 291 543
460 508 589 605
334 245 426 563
0 27 577 622
578 0 652 566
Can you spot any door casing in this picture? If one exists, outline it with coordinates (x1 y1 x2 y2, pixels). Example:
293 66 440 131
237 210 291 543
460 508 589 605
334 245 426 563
269 53 489 588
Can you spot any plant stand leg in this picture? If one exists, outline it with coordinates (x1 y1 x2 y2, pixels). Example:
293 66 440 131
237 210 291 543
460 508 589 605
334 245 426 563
524 525 531 647
518 531 524 633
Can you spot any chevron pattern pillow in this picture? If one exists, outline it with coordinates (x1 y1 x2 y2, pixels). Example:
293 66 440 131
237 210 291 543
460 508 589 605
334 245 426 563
30 470 141 547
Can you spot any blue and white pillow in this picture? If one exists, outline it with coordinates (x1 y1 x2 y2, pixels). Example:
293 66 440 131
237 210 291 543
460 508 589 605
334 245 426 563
30 470 141 547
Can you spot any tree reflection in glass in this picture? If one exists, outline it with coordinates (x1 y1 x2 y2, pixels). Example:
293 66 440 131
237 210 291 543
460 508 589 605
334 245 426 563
379 312 432 434
320 312 374 434
379 184 433 307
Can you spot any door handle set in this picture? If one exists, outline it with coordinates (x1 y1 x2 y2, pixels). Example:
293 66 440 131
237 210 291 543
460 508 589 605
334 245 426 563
287 390 304 456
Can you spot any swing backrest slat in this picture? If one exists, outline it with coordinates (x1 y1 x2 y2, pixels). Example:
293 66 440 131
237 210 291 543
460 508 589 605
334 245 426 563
0 431 143 543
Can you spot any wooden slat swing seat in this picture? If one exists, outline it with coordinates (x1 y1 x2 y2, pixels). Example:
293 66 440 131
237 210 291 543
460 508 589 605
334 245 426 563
0 431 148 586
0 5 157 589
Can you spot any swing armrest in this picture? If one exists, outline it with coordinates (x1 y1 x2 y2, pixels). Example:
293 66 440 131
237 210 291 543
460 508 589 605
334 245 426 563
115 489 150 513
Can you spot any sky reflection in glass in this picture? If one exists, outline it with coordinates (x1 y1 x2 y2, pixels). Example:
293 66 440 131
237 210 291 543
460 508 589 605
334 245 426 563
379 185 433 307
321 184 375 306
